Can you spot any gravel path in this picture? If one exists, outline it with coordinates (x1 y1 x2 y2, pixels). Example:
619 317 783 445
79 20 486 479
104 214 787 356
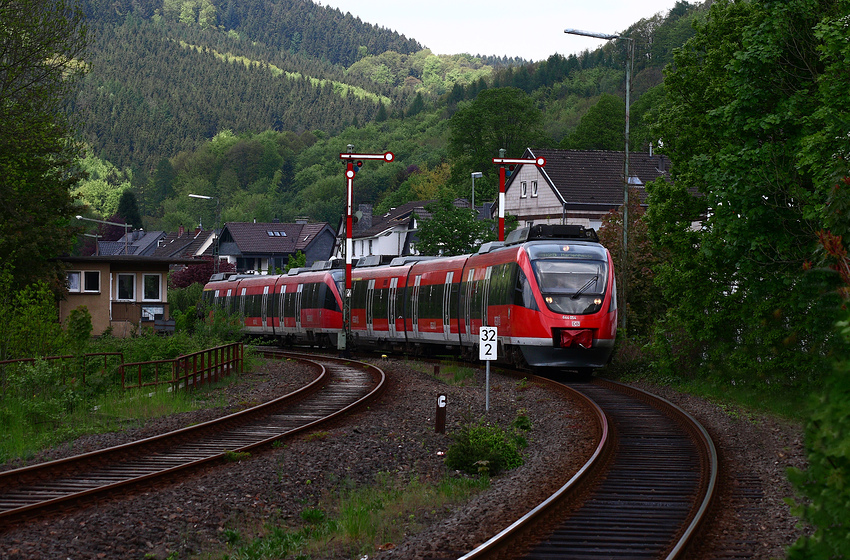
0 357 806 560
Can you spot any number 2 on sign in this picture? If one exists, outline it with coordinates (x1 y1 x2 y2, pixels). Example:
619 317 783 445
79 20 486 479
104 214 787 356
479 327 497 360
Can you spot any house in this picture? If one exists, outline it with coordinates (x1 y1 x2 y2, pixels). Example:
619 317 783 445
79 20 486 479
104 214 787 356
60 255 201 337
217 221 336 273
496 148 672 230
334 199 498 261
333 200 434 261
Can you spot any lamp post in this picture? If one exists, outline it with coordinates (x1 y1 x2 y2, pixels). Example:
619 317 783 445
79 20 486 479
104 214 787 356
75 215 130 255
470 172 483 211
564 28 633 335
189 194 221 273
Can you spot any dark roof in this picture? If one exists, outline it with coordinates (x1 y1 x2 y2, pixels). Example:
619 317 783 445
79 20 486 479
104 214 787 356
222 222 334 255
517 148 672 207
353 200 435 239
60 255 201 265
152 228 213 258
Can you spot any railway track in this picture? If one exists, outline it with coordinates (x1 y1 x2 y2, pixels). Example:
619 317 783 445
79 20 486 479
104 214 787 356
460 377 718 560
0 351 385 525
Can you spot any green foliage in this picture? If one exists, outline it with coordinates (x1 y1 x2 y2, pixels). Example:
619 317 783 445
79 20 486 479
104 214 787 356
74 153 134 218
65 306 93 355
415 200 497 256
444 417 524 476
559 93 624 151
787 314 850 559
448 88 546 199
0 0 88 288
0 269 65 361
646 0 848 384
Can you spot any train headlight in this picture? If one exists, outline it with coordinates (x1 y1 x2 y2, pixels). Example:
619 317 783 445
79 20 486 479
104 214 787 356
594 298 602 305
545 296 554 304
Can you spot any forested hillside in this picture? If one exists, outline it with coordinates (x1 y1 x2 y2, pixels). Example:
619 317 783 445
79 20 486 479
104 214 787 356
70 0 703 230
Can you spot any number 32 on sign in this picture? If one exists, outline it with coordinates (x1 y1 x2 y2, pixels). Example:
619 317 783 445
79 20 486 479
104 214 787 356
479 327 497 360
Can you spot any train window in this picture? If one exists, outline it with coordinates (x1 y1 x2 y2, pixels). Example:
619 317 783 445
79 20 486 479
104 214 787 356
532 261 608 315
513 268 539 311
322 283 340 312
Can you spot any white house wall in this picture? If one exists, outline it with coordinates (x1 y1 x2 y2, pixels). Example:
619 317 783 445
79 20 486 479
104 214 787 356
504 165 603 230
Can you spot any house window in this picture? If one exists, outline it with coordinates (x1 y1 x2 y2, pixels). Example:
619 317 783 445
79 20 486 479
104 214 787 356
117 274 135 301
531 181 538 197
520 181 528 198
143 274 161 302
84 271 100 292
67 271 81 292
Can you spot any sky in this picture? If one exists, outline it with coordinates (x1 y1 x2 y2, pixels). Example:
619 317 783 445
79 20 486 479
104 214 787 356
320 0 683 62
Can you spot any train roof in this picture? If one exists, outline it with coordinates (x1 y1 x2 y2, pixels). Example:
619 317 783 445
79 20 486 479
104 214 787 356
505 224 599 245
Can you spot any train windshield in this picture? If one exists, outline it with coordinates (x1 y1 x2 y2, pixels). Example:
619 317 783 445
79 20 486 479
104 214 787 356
528 243 608 315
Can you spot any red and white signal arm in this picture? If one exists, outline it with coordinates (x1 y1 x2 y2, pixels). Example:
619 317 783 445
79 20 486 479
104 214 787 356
479 327 498 360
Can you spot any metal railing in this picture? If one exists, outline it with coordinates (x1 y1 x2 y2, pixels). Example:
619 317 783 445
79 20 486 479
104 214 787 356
119 342 244 391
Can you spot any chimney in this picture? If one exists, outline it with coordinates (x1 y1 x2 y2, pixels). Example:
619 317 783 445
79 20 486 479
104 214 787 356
356 203 372 232
179 225 184 237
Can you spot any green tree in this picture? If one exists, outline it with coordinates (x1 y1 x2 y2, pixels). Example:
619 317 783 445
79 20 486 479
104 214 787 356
448 88 546 200
415 200 496 256
0 0 88 288
117 190 144 229
560 93 624 151
646 0 848 382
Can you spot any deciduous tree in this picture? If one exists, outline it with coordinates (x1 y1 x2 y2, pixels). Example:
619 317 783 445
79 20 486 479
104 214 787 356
0 0 88 287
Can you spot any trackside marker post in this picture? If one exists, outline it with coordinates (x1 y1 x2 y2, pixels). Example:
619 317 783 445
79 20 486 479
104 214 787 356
479 326 497 412
491 154 546 241
436 394 447 434
338 148 394 353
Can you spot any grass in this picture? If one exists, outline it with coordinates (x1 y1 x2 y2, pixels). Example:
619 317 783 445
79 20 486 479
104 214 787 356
407 361 478 386
0 372 238 464
215 473 490 560
606 365 813 423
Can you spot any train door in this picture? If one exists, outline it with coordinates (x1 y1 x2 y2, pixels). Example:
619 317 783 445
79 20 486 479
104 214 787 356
463 268 475 338
442 272 454 341
262 285 270 332
225 289 233 314
278 284 287 333
412 275 421 337
295 284 303 331
239 287 247 319
388 277 398 338
482 267 492 327
366 278 375 338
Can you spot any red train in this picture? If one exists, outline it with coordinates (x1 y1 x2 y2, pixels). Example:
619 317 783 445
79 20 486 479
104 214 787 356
203 224 617 372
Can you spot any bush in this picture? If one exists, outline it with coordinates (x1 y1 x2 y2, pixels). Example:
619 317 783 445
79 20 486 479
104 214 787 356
786 314 850 559
444 417 524 476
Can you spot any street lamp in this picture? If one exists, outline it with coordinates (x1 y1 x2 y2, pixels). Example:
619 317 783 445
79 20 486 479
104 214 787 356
188 194 221 273
471 172 483 211
564 27 634 335
75 215 130 255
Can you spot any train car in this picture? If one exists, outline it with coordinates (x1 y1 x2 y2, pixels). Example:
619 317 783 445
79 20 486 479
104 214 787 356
203 225 616 372
469 224 617 371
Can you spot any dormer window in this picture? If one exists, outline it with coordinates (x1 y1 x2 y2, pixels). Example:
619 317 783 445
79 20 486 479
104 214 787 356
267 231 287 237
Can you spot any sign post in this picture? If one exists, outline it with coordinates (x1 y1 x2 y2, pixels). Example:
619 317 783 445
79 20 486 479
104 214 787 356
338 148 395 353
479 326 497 412
491 153 546 241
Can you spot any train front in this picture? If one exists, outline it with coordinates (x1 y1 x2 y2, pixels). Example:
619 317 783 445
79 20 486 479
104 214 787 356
519 238 617 371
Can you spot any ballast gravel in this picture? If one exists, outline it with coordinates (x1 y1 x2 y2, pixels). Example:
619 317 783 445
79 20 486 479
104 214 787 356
0 357 806 560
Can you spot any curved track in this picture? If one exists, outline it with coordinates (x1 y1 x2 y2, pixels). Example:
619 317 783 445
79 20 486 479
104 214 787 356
460 377 717 560
0 352 385 524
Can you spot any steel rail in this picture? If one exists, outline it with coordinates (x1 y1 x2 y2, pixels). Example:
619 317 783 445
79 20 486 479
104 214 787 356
0 352 385 523
458 377 718 560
